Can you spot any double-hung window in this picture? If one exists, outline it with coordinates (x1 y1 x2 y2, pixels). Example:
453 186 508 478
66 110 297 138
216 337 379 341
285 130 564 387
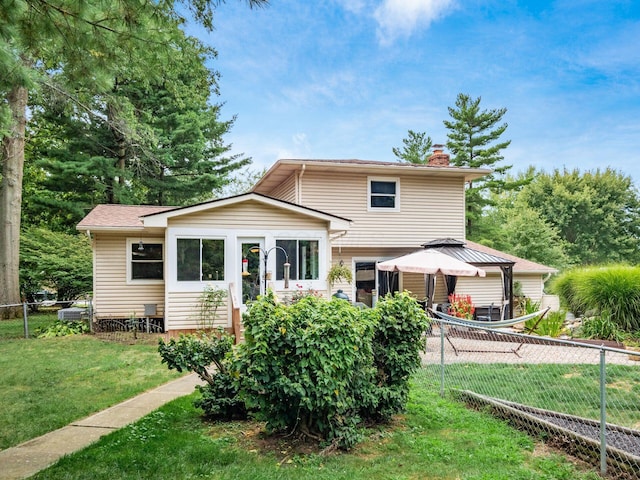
369 177 399 211
129 240 163 282
177 238 225 281
275 239 319 280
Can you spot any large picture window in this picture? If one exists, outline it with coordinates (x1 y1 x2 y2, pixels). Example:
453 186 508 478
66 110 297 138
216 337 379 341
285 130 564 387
276 240 319 280
130 242 163 280
177 238 225 281
369 178 399 210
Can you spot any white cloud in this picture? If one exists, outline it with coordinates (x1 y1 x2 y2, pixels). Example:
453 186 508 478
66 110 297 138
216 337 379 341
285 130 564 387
374 0 457 45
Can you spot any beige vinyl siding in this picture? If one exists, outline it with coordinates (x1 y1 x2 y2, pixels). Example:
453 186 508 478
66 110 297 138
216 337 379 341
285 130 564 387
515 274 545 301
166 291 229 330
456 272 546 306
456 273 504 306
401 272 427 299
168 200 326 230
93 233 165 318
300 171 465 247
270 173 297 203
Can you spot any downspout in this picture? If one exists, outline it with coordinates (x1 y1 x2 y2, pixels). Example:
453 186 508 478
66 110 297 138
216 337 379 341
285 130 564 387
297 163 306 204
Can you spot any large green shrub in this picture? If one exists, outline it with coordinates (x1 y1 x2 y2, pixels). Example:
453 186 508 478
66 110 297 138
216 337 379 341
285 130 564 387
237 292 377 448
159 290 430 449
550 269 585 316
20 227 93 303
551 265 640 332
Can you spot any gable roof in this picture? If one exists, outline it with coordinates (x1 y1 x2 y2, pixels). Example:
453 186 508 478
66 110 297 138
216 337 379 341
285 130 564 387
77 193 352 233
77 205 175 231
252 159 491 195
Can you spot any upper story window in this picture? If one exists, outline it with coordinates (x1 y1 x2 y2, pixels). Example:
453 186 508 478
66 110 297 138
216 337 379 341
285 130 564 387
368 177 400 211
177 238 225 282
128 239 163 283
276 239 319 280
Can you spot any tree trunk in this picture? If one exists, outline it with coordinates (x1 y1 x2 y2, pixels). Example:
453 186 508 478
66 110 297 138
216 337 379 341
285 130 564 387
107 96 126 204
0 85 28 318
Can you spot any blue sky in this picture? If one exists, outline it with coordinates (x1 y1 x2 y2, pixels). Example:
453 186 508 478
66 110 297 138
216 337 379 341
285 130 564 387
193 0 640 185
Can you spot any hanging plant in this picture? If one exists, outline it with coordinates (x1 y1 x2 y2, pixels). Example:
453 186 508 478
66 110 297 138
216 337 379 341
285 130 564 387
327 262 353 286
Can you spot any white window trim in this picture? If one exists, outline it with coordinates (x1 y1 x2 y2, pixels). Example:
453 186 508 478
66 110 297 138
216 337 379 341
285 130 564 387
126 238 164 285
167 228 328 293
174 236 228 287
367 176 400 212
276 238 322 282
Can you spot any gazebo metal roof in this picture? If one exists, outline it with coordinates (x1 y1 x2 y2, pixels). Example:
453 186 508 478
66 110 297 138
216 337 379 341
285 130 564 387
421 238 515 266
421 238 515 319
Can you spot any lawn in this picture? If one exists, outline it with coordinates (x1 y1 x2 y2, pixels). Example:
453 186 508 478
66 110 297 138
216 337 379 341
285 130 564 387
0 311 59 339
0 334 183 449
32 378 601 479
418 363 640 429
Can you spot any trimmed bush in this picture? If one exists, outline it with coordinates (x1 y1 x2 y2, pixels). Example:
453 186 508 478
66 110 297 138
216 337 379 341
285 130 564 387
237 292 377 448
159 290 430 449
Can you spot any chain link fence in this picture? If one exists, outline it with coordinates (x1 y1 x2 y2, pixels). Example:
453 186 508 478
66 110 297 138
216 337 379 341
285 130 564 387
419 317 640 479
0 300 91 340
0 300 169 345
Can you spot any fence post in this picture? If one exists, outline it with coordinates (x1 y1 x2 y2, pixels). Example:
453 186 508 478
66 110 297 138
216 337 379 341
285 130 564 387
440 319 445 397
599 348 607 476
23 302 29 338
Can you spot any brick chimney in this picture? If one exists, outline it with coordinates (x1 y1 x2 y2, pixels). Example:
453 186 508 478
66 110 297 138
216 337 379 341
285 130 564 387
428 144 450 166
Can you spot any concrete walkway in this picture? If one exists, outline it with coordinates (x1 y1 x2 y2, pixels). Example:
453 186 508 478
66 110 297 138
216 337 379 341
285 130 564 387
0 374 202 480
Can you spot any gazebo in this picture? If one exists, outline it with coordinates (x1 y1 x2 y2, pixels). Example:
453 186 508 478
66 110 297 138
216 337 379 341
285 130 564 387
421 238 516 320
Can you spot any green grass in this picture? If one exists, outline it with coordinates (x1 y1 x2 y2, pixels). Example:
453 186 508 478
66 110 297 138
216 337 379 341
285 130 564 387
32 382 601 479
0 311 59 339
418 363 640 429
0 335 183 449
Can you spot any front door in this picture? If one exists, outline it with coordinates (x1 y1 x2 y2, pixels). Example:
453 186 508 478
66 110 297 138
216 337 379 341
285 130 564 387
239 239 263 310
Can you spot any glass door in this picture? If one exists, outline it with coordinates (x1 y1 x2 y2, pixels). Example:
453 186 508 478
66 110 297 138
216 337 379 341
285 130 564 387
239 239 263 309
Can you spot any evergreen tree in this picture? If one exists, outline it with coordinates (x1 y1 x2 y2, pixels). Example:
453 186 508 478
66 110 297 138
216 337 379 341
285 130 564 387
24 30 250 232
1 0 268 313
392 130 432 164
444 93 523 237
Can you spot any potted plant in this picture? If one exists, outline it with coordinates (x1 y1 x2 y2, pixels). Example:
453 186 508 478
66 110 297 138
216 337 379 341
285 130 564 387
327 261 353 286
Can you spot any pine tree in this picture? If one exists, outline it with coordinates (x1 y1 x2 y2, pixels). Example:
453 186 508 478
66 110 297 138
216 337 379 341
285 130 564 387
1 0 268 314
444 93 522 237
392 130 433 164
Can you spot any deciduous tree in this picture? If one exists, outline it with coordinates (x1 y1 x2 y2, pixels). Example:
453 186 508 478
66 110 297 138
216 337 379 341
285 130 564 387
519 168 640 265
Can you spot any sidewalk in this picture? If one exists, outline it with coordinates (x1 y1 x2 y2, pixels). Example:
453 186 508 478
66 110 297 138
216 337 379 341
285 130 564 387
0 374 202 480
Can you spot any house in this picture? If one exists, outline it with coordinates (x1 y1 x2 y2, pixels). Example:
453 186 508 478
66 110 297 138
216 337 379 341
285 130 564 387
76 153 557 336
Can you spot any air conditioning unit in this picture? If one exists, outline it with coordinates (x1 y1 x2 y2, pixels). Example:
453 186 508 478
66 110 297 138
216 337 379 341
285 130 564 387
58 307 87 321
